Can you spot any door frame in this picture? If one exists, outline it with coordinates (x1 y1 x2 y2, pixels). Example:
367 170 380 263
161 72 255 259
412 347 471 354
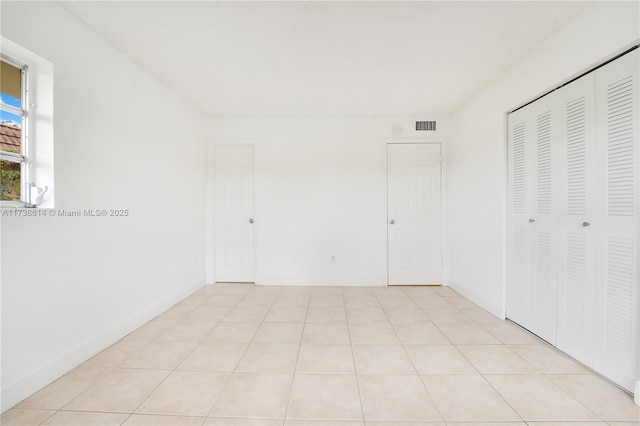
383 138 448 286
206 140 257 285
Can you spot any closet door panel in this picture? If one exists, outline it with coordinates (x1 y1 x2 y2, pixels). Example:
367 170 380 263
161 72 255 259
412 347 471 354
507 107 533 329
594 49 639 392
556 72 597 365
507 94 559 345
529 94 560 345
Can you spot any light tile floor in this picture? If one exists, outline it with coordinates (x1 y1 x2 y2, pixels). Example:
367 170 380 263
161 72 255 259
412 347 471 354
3 283 640 425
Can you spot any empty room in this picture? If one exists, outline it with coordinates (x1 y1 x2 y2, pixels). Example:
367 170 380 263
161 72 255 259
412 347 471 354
1 1 639 425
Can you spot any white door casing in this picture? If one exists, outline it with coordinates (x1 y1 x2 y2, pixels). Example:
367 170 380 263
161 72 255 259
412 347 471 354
387 143 442 285
215 145 255 282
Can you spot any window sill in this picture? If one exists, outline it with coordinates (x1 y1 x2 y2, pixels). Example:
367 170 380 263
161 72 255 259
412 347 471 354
1 201 31 209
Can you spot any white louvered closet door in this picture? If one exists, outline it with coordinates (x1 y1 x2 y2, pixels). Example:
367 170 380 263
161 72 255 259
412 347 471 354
508 48 639 393
593 49 639 392
528 94 560 345
507 107 533 330
556 72 597 365
507 95 560 345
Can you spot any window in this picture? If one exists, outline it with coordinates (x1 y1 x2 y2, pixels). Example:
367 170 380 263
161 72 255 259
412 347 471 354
1 57 30 205
1 37 54 208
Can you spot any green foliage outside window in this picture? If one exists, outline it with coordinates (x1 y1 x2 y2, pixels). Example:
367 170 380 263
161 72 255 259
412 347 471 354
0 159 20 201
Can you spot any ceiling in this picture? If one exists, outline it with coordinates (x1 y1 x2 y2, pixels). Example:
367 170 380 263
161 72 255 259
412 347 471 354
59 1 592 117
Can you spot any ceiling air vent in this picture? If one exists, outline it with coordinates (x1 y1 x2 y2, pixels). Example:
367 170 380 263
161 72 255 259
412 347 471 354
416 121 436 131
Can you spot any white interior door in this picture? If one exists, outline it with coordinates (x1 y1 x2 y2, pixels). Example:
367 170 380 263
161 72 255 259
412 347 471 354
387 143 442 285
593 49 639 392
556 72 597 365
215 145 255 282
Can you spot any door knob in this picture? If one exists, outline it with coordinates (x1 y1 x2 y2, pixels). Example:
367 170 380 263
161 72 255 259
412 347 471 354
582 221 590 227
249 218 254 224
389 219 395 225
528 218 535 223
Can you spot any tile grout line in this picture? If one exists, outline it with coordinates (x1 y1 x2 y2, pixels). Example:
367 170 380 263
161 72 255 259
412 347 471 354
177 284 252 426
424 286 528 422
45 284 227 425
377 286 446 423
281 287 313 425
452 341 527 422
115 284 238 425
23 366 116 425
452 306 603 421
541 375 609 423
444 290 601 422
205 284 282 422
13 284 626 425
410 290 458 347
33 286 224 426
123 283 246 424
34 408 57 426
117 287 215 421
344 287 367 424
411 286 530 421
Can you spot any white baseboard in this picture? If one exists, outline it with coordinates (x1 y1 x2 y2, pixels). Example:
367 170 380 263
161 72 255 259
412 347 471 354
447 281 505 319
255 280 386 287
635 380 639 406
0 280 203 413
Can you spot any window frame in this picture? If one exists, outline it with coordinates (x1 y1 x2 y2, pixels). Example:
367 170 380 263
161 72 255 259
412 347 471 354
1 37 54 209
1 54 31 207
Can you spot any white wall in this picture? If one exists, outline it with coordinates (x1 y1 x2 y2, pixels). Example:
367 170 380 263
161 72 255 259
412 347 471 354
0 2 206 410
448 2 639 318
206 116 449 286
